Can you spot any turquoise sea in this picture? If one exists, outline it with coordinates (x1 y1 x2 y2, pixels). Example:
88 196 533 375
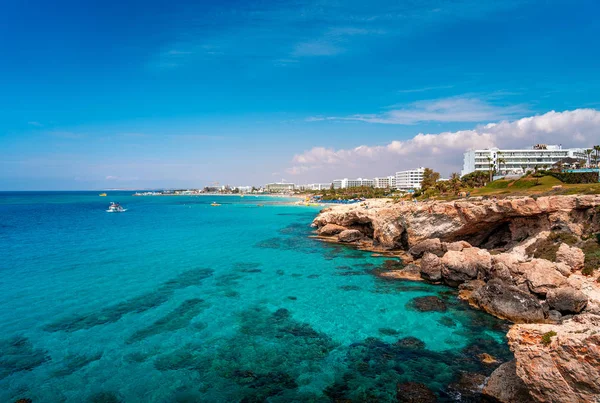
0 192 512 402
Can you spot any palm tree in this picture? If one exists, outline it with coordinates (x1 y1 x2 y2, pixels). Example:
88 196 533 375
594 145 600 167
497 158 506 175
449 172 462 194
585 149 594 168
486 156 494 182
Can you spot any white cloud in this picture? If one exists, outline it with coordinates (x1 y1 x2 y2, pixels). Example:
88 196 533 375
27 121 43 127
288 109 600 180
308 96 527 125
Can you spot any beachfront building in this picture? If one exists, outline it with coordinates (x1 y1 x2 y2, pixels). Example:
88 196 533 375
265 182 295 193
395 168 425 190
298 183 332 191
235 186 253 193
373 175 396 189
461 144 587 176
332 178 375 189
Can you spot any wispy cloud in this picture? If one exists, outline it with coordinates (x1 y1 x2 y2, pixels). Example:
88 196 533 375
27 121 43 127
398 85 455 93
307 96 528 125
289 108 600 179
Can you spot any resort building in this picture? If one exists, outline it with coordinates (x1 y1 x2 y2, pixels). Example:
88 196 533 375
235 186 253 193
461 144 588 176
299 183 332 191
332 178 375 189
395 168 425 190
265 182 295 193
373 176 396 189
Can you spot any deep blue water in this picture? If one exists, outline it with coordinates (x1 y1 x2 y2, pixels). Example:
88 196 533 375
0 192 511 402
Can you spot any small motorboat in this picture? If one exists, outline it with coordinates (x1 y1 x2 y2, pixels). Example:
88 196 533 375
210 202 221 207
107 202 126 213
99 193 107 197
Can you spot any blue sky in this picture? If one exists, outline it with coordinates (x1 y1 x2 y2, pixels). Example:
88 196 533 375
1 0 600 189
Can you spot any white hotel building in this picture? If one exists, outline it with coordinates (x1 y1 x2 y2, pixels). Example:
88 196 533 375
461 145 587 176
298 183 332 191
332 178 375 189
373 175 396 189
395 167 425 190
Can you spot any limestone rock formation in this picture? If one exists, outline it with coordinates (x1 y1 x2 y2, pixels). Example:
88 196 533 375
440 248 491 287
408 238 444 258
521 259 567 296
317 223 347 236
556 243 585 272
419 252 443 282
482 360 532 403
470 279 545 323
337 229 362 243
546 287 588 314
507 314 600 403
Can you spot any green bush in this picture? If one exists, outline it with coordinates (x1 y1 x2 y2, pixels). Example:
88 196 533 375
541 331 557 346
581 239 600 276
540 170 599 184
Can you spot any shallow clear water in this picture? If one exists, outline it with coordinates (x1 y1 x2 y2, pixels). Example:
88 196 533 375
0 192 511 402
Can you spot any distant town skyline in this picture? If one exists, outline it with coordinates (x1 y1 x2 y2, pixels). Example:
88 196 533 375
1 0 600 190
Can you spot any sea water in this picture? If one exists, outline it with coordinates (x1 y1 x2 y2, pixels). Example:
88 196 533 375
0 192 512 402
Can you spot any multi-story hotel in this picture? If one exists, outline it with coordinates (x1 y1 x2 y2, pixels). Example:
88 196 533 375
265 182 295 192
298 183 332 191
373 175 396 189
332 178 375 189
395 168 425 190
461 144 587 176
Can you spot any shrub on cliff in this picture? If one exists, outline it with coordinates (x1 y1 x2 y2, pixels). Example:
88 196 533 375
541 331 557 346
581 238 600 276
525 232 579 261
540 170 599 184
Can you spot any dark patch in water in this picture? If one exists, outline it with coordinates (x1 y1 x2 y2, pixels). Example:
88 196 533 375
336 270 366 277
234 262 262 273
126 298 210 344
223 290 240 298
307 274 320 278
87 391 123 403
53 352 103 376
287 296 297 301
291 273 303 278
0 336 50 379
154 306 338 401
215 272 244 287
396 336 426 350
44 268 213 332
378 328 399 336
276 270 285 276
407 296 448 312
438 316 457 328
338 285 361 291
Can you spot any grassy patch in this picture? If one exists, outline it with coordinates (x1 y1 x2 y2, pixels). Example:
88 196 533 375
541 331 557 346
525 231 580 261
581 238 600 276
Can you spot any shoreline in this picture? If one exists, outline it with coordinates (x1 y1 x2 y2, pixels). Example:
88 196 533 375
310 195 600 402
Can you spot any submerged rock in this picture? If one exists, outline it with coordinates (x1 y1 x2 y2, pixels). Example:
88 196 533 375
395 336 425 349
408 296 447 312
396 382 437 403
470 279 544 323
446 372 486 401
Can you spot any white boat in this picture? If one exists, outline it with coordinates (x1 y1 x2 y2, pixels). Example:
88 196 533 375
107 202 126 213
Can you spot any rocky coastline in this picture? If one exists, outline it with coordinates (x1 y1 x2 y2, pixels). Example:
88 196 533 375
311 195 600 402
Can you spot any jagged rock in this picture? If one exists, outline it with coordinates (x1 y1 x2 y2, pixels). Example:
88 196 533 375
521 259 567 296
419 252 443 282
337 229 362 243
555 262 572 277
396 382 437 403
478 353 498 364
547 310 562 322
507 314 600 403
470 279 545 323
546 287 588 314
556 243 585 272
488 252 525 282
317 223 347 236
441 248 492 287
444 240 472 252
458 279 485 302
482 360 532 403
312 195 600 249
409 238 443 258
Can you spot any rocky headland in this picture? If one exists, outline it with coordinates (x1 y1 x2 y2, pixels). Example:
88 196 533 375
312 195 600 402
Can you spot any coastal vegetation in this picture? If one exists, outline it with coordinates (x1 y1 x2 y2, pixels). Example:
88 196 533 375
541 331 557 346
